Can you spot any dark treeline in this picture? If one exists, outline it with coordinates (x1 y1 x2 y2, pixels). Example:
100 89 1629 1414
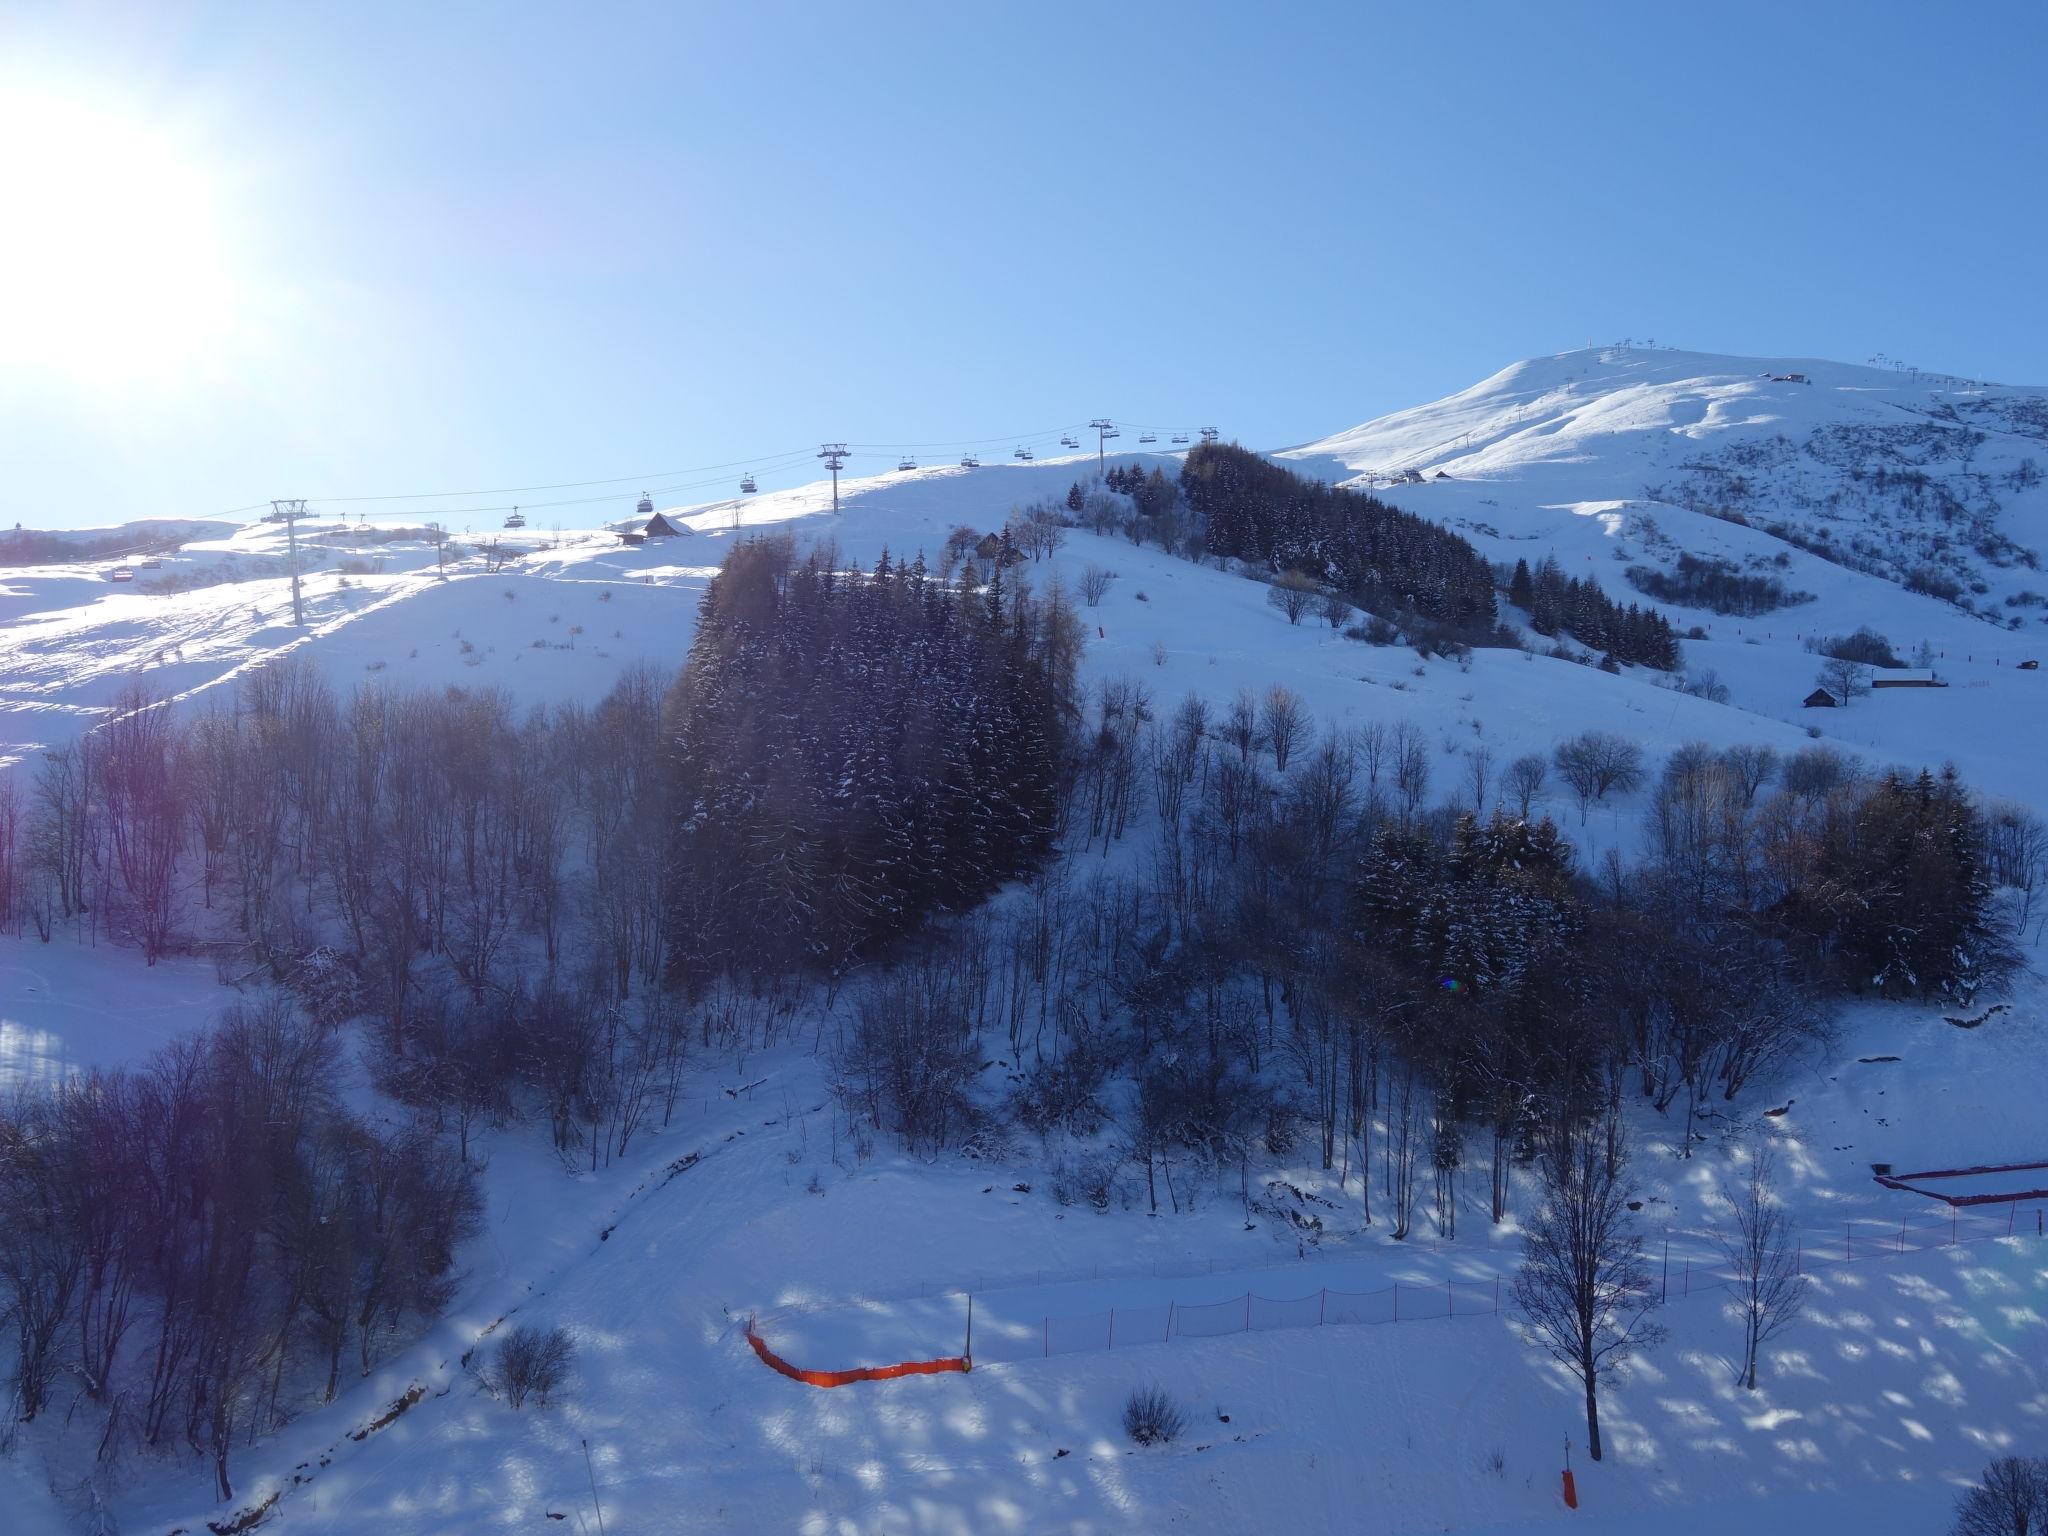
0 1000 477 1501
1625 552 1814 617
1508 556 1680 669
662 534 1082 983
1178 443 1499 630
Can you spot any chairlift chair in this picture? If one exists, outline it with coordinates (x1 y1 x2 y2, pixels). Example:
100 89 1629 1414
740 474 757 494
504 508 527 529
898 456 917 472
1013 446 1034 461
1060 434 1078 448
1138 432 1157 444
960 455 980 468
1171 432 1189 444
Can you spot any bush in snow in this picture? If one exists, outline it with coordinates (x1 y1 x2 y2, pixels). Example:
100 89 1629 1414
1122 1385 1186 1446
1265 570 1318 625
485 1324 575 1410
1805 625 1903 668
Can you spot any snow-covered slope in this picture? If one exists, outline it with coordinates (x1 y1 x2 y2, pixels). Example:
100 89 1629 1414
7 348 2048 1536
1281 345 2048 623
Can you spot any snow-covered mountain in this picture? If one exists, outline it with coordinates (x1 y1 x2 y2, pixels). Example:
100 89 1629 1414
1282 344 2048 621
6 345 2043 809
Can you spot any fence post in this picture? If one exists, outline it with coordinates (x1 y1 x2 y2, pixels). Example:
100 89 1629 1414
1108 1310 1115 1351
1494 1275 1501 1313
1393 1285 1399 1323
1447 1279 1454 1317
1319 1289 1327 1326
1167 1301 1175 1342
1243 1293 1251 1332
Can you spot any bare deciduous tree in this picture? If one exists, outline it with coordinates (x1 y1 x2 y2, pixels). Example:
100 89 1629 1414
1715 1138 1805 1389
1815 654 1870 706
1391 722 1430 820
1265 570 1318 625
1719 743 1778 807
1553 730 1645 820
1951 1456 2048 1536
1259 686 1310 774
1506 752 1548 818
1221 688 1262 764
1465 745 1494 815
1513 1115 1664 1461
1079 564 1114 606
1984 800 2047 926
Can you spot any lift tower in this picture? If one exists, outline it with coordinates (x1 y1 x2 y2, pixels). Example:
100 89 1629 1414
818 444 849 513
1089 419 1116 479
263 499 310 626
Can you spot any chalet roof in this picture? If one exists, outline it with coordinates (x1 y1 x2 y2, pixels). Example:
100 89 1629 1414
1803 687 1838 707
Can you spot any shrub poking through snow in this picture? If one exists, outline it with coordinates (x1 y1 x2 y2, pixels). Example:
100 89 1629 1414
1122 1385 1186 1446
486 1324 575 1409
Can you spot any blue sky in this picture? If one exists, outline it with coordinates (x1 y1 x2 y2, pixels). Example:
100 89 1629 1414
2 1 2043 529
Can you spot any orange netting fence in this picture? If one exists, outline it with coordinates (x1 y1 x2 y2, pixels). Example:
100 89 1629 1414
745 1318 970 1388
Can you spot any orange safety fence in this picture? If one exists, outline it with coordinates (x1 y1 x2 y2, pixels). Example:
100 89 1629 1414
745 1320 970 1388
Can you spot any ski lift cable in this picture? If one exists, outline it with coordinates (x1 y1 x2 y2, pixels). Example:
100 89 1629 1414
842 425 1088 450
296 449 826 507
180 415 1201 529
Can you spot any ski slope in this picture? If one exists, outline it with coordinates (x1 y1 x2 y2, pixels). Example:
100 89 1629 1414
4 346 2047 1534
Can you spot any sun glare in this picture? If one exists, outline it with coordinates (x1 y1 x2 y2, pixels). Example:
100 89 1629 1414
0 90 244 384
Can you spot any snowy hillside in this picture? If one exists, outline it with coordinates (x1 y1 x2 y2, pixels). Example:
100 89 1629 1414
1283 345 2048 624
4 349 2047 1536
